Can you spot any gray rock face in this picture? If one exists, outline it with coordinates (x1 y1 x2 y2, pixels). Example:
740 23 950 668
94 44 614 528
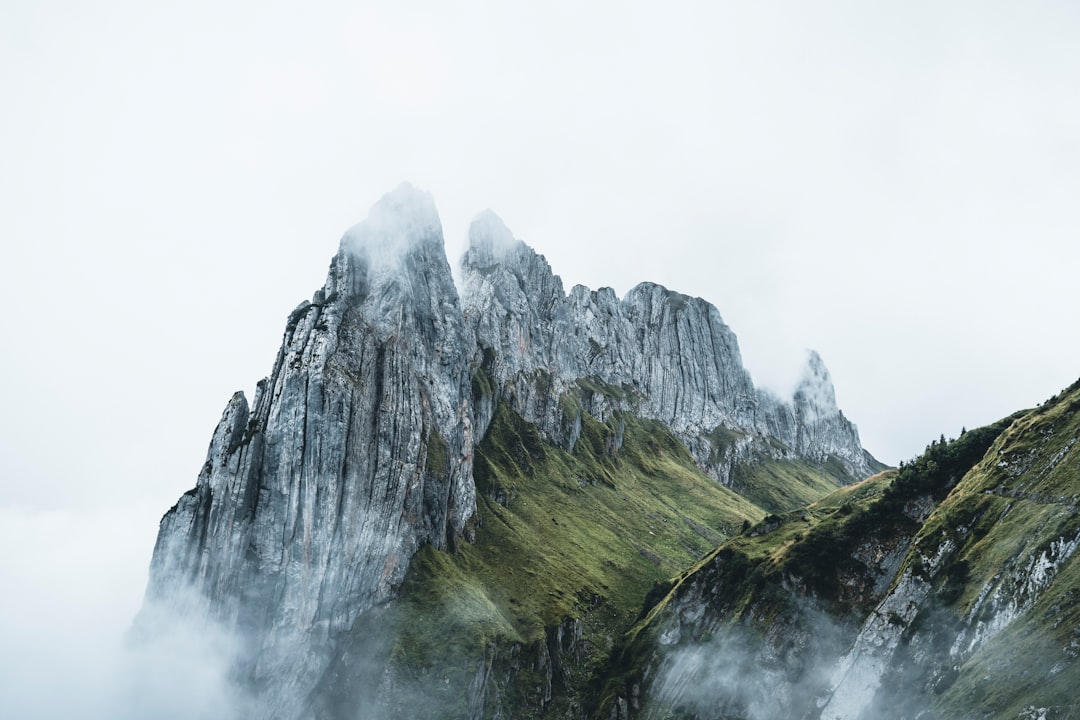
611 489 940 720
145 184 476 718
143 188 878 718
461 212 876 483
788 350 869 469
619 391 1080 720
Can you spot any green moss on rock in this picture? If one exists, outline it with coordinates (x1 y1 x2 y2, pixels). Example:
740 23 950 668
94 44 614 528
372 401 767 717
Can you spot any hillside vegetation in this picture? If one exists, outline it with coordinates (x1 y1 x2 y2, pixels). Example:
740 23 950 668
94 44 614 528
323 398 851 718
600 380 1080 720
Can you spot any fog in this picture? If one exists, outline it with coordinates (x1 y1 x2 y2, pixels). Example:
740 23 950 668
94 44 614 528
2 1 1079 717
0 504 247 719
340 182 445 276
647 601 851 720
644 596 945 720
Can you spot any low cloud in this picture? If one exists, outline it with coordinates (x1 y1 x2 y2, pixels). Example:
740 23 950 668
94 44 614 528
646 599 848 720
0 503 248 720
340 182 444 278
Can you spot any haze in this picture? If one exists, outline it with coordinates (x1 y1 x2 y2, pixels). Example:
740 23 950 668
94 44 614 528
2 1 1078 715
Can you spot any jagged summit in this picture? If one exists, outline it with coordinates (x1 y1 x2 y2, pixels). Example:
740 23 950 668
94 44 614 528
796 349 839 413
142 185 883 720
144 185 476 719
326 183 461 332
339 182 443 277
459 217 876 482
466 209 522 262
461 213 564 309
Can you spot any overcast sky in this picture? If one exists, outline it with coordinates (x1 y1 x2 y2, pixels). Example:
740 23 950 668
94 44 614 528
2 1 1079 712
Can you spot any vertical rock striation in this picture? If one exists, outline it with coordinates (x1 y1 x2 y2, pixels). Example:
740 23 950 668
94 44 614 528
617 384 1080 720
143 188 880 718
461 211 876 483
145 184 476 718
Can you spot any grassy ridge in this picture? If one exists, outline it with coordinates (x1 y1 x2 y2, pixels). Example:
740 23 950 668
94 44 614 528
589 469 903 716
375 400 851 717
595 410 1019 715
730 458 845 515
321 391 876 718
394 402 764 660
916 383 1080 717
600 380 1080 720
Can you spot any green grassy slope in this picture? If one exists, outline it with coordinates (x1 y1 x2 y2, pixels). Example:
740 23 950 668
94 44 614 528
599 380 1080 720
908 383 1080 718
730 457 848 515
314 383 883 718
380 402 768 717
596 469 901 712
596 409 1021 717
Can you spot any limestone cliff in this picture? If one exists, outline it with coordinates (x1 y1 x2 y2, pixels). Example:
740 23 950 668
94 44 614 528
142 185 880 719
461 212 877 485
144 184 476 718
611 380 1080 720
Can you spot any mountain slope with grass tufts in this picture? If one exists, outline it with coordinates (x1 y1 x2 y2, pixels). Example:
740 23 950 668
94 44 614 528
139 185 885 719
604 380 1080 720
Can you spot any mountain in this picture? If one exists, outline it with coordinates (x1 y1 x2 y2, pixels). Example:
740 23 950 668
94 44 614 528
603 379 1080 719
461 211 878 487
140 183 884 719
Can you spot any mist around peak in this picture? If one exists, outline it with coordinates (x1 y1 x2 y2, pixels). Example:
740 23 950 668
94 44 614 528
0 504 251 720
795 350 841 415
467 209 522 261
747 347 841 411
339 182 444 276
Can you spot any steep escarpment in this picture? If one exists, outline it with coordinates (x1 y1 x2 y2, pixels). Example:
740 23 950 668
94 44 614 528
307 402 768 719
857 384 1080 720
461 212 880 487
142 185 883 720
143 184 477 719
608 380 1080 720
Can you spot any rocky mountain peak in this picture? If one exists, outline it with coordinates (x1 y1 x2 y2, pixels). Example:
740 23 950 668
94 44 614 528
340 182 442 264
795 349 840 417
461 212 565 302
465 209 524 265
142 186 884 719
324 183 462 341
456 211 876 483
460 217 566 393
772 349 870 473
142 185 477 719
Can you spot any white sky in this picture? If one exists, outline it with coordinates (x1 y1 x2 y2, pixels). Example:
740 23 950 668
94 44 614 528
1 1 1079 710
